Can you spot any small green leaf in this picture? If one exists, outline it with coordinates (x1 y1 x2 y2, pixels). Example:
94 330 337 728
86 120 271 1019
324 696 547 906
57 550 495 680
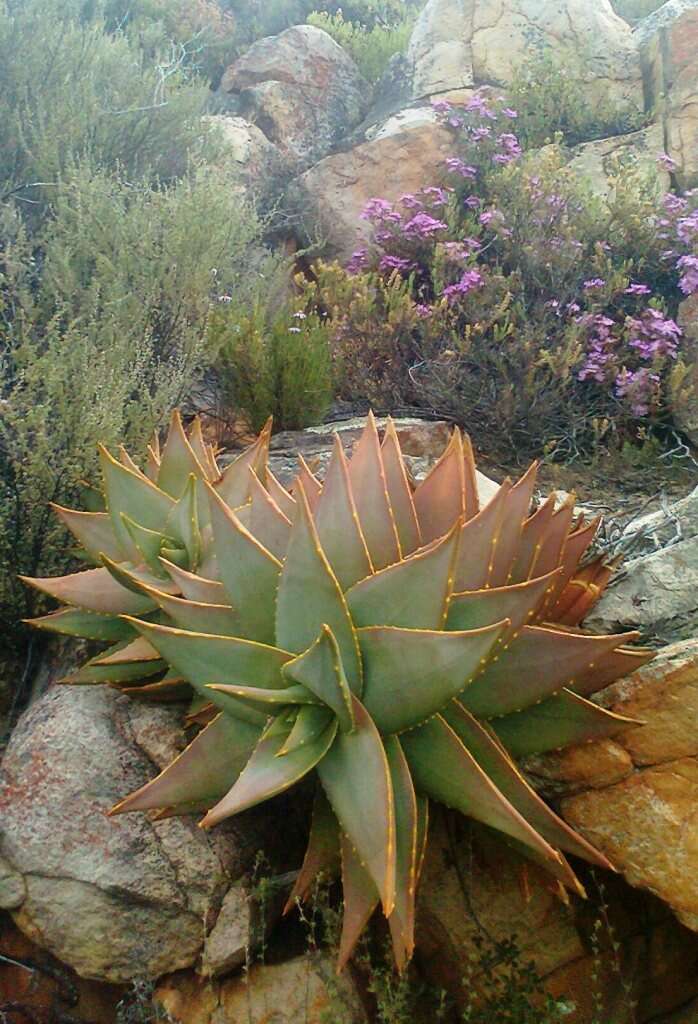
278 705 335 756
283 625 355 733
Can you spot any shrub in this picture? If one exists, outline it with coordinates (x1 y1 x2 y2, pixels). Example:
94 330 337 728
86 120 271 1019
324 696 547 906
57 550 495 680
0 163 266 650
0 0 213 213
508 46 646 150
210 300 333 433
301 93 696 456
307 10 415 83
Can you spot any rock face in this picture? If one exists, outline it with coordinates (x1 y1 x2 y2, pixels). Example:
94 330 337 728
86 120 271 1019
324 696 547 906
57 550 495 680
0 685 272 984
397 0 642 115
565 122 670 198
417 812 698 1024
636 0 698 186
154 955 369 1024
294 109 455 261
585 484 698 643
207 114 286 194
220 25 368 165
676 293 698 446
528 641 698 936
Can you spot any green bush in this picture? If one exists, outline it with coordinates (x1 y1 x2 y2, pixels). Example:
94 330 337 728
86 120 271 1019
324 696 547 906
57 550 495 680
0 164 266 649
307 10 415 83
210 301 333 434
0 0 213 213
509 46 646 150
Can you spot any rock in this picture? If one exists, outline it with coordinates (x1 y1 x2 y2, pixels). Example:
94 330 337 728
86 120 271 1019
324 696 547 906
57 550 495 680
530 640 698 935
266 415 499 502
636 0 698 186
0 911 125 1024
0 685 273 984
397 0 642 119
154 954 369 1024
200 874 292 979
585 534 698 643
207 114 286 195
417 812 698 1024
220 26 368 165
676 293 698 446
293 109 455 262
566 122 670 198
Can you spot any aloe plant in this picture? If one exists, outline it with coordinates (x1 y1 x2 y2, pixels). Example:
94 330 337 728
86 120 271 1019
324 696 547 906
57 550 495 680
24 411 650 971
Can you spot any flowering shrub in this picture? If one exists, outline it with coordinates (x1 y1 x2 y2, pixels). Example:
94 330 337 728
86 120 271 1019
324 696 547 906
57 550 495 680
301 91 697 454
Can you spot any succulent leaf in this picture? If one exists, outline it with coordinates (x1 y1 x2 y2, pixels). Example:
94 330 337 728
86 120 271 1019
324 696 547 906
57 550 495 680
51 505 123 563
283 625 355 733
380 419 422 555
346 411 401 569
314 436 373 590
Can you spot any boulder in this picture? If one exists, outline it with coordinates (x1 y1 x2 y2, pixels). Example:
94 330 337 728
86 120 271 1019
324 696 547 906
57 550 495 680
206 114 286 195
293 108 455 262
393 0 642 119
584 483 698 642
154 955 368 1024
417 812 698 1024
0 684 276 984
566 122 670 198
636 0 698 187
220 25 368 165
267 415 499 502
527 640 698 935
675 292 698 446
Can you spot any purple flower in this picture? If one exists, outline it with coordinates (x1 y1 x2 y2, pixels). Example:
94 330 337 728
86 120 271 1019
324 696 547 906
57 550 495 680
442 269 485 303
361 198 401 224
465 94 496 120
625 283 652 296
421 186 452 207
403 212 448 238
678 254 698 295
379 255 415 273
502 107 518 119
479 210 496 226
463 195 482 209
615 367 661 417
414 304 433 318
583 278 606 290
657 152 678 172
627 308 682 360
470 126 493 141
399 193 423 210
431 99 452 114
445 157 478 179
347 248 369 274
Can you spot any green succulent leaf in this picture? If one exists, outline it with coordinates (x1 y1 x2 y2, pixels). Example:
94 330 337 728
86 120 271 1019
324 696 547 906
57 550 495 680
284 788 340 912
51 505 123 563
21 566 155 616
338 834 379 972
23 607 136 642
346 411 401 570
111 711 261 816
99 444 174 559
381 419 421 555
276 488 362 694
201 716 338 828
491 689 642 757
314 436 373 590
346 523 459 631
358 622 506 734
318 695 396 917
278 705 336 757
283 625 355 733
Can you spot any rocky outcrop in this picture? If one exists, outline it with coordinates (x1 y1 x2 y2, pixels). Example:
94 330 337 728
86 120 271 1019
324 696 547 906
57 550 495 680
0 685 276 984
293 108 455 262
636 0 698 187
675 293 698 446
417 813 698 1024
154 955 369 1024
220 25 368 165
384 0 642 120
528 641 698 935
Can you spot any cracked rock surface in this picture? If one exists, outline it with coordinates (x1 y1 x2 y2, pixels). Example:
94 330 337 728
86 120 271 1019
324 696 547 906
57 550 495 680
529 640 698 935
0 685 270 983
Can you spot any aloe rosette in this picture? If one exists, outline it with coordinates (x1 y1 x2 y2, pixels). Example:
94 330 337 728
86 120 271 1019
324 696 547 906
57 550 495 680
23 411 651 970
